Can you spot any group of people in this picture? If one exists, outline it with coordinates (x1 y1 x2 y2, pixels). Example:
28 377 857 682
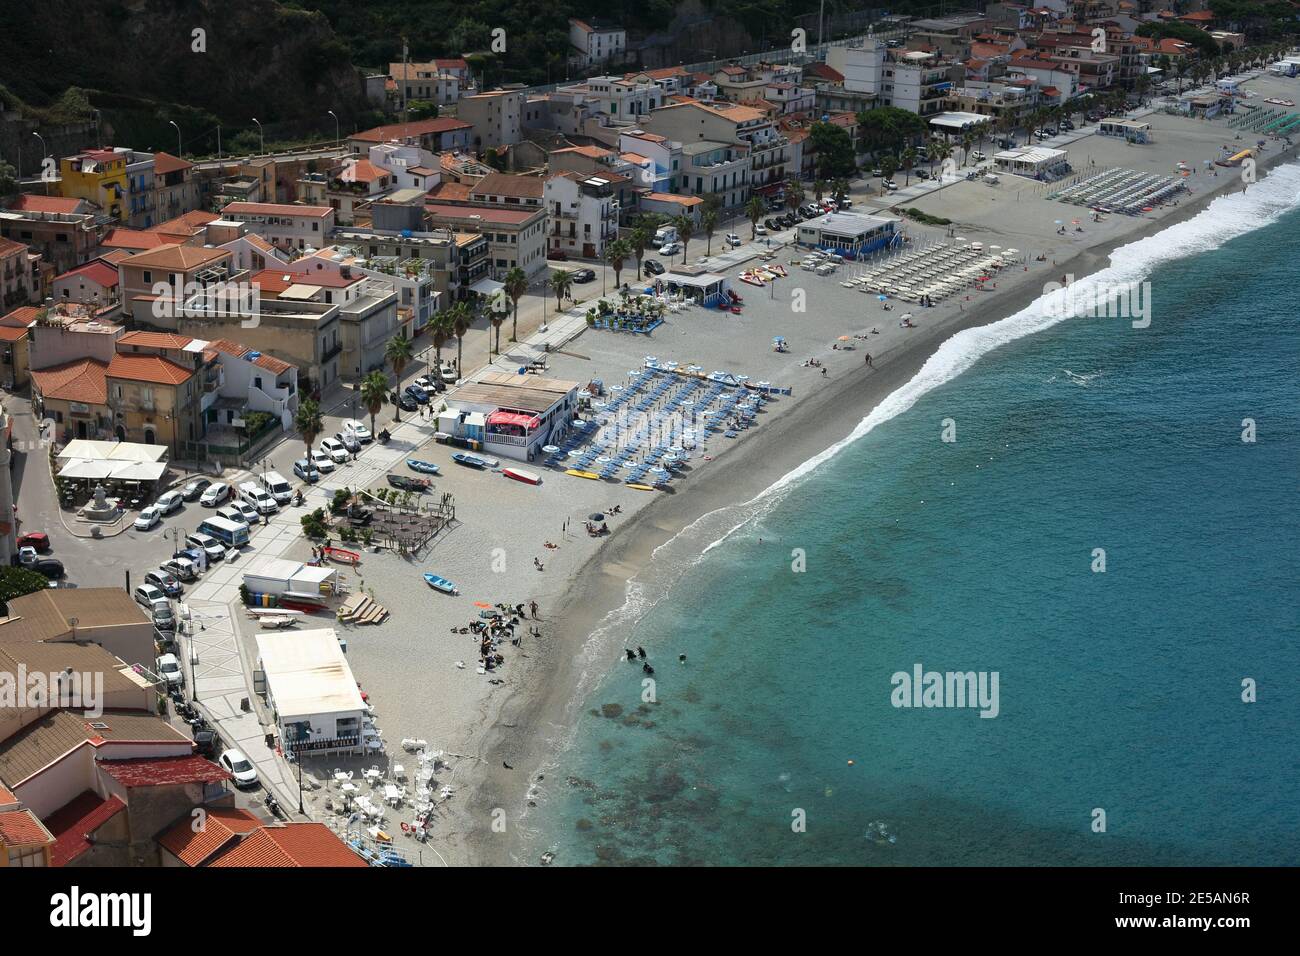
624 644 687 675
452 600 542 669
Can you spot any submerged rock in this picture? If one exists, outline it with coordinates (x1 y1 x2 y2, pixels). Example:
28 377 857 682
600 703 624 719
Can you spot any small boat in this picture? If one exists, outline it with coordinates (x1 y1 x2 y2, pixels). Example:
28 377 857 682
769 264 788 277
626 483 657 492
258 615 299 630
739 272 765 286
322 546 361 564
564 468 601 480
423 573 458 595
248 607 305 617
502 467 541 485
407 459 440 474
451 453 488 469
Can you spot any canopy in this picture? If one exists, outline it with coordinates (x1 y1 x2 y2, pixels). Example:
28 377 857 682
57 459 118 480
57 458 167 481
469 277 505 297
57 439 168 463
487 410 541 430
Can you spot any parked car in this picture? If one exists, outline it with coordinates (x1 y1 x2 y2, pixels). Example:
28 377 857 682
216 505 251 530
186 533 226 562
755 225 767 235
193 729 218 758
293 459 320 483
32 558 64 579
156 489 184 514
915 168 930 180
309 449 336 474
156 653 184 688
413 376 436 394
238 482 278 515
134 505 162 531
229 500 260 525
1060 119 1075 131
839 198 854 209
644 259 666 276
404 383 430 405
161 557 198 582
200 482 231 507
546 248 568 261
970 150 986 162
144 570 182 598
882 180 898 191
334 431 360 454
319 437 350 463
17 531 50 552
153 603 176 633
396 391 419 412
339 419 372 444
871 168 884 177
725 233 742 247
764 218 781 231
658 241 681 256
437 363 458 384
181 478 212 502
134 583 167 610
571 268 596 283
219 748 259 788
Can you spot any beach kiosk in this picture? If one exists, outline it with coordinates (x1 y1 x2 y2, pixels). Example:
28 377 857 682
255 628 367 756
661 267 730 307
1098 118 1152 144
796 211 898 257
242 556 339 608
993 146 1070 180
443 371 580 461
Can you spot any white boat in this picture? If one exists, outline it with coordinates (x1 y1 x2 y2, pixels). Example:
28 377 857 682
248 607 305 617
502 467 542 485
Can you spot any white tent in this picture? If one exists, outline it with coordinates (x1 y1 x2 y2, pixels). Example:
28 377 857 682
57 458 168 481
57 439 169 463
57 459 118 480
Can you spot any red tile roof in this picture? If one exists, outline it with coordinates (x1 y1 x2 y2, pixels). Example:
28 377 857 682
352 118 472 144
206 339 295 375
44 791 126 866
428 181 473 202
423 202 538 225
99 755 231 788
0 784 17 807
6 194 88 215
31 358 110 405
222 202 333 218
117 330 194 350
472 172 545 199
57 260 120 288
0 306 40 328
207 823 367 867
106 352 195 386
102 228 170 250
0 324 31 343
152 150 193 175
0 807 54 849
158 807 264 866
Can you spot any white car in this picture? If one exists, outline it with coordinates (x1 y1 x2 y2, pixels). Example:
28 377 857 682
754 225 767 235
239 482 278 515
725 233 742 247
134 505 162 531
339 419 372 444
200 482 231 507
319 438 350 464
658 241 681 256
156 490 184 514
230 500 260 525
437 364 458 384
310 449 336 474
186 532 226 562
134 583 167 610
156 653 184 688
414 375 437 393
218 748 259 788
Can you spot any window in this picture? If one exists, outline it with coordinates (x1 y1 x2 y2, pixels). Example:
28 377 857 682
143 271 152 284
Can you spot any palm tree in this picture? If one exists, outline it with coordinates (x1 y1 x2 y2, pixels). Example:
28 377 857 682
294 398 323 463
359 370 388 440
605 238 632 289
489 306 506 357
745 196 765 239
384 334 413 421
629 224 652 279
673 213 694 264
503 266 527 343
784 178 804 213
700 208 718 256
549 269 573 310
449 300 471 376
960 133 974 166
813 178 826 200
902 147 916 185
429 311 452 374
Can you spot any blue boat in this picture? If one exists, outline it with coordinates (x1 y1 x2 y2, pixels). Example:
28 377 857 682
451 453 487 469
407 459 440 474
422 573 458 595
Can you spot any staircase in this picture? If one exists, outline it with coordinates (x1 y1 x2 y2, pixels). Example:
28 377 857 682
338 593 389 625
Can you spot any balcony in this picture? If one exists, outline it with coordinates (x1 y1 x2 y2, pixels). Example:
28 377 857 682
321 341 343 363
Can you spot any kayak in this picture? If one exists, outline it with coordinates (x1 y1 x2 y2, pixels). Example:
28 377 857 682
503 467 541 485
626 483 657 491
407 459 440 474
564 469 600 480
423 573 458 595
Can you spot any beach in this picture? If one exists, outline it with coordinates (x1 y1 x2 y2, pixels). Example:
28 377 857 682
306 85 1299 865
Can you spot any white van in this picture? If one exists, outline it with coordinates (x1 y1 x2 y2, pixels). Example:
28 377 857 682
239 481 278 515
654 225 678 247
260 471 293 505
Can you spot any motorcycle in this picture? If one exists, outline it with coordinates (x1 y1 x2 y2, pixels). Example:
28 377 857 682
292 490 304 506
264 792 284 819
377 428 392 444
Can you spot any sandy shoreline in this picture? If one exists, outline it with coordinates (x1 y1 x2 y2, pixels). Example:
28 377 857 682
426 101 1300 866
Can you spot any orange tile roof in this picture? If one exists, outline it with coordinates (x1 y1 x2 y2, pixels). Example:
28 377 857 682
339 159 387 183
207 338 295 375
158 807 263 866
644 192 703 206
31 358 110 405
117 331 194 350
352 118 473 144
0 807 53 848
119 243 230 271
428 181 473 201
106 352 194 386
102 228 170 251
472 172 545 199
57 260 119 288
0 784 17 807
207 823 367 867
0 325 30 343
6 195 88 215
152 151 193 175
552 144 614 159
44 791 125 866
0 306 40 328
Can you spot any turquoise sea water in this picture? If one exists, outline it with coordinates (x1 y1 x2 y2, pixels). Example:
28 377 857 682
523 167 1300 866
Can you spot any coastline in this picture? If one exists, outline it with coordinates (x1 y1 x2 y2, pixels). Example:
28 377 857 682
446 134 1300 867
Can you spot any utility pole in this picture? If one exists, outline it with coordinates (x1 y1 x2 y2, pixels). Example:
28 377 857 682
401 37 409 124
819 0 825 51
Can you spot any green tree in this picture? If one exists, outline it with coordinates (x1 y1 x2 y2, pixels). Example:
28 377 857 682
605 238 632 288
673 213 694 264
901 147 916 185
0 566 51 610
359 370 388 439
856 106 927 156
880 156 897 195
810 121 856 179
745 196 766 239
813 178 826 200
550 269 573 310
449 301 472 376
700 208 718 256
503 266 528 342
429 312 453 375
294 398 323 462
784 178 805 213
384 334 413 421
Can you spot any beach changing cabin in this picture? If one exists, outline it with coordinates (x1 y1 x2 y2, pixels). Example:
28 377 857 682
1098 118 1152 144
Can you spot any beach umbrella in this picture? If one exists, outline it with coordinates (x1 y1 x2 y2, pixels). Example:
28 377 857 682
901 313 913 320
877 294 888 301
588 513 605 521
1053 220 1063 225
838 335 851 341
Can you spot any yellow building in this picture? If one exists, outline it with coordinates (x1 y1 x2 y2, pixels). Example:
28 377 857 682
58 149 128 221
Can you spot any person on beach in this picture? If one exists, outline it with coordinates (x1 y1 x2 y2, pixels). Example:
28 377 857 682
821 367 828 377
530 600 539 619
637 646 646 659
626 649 637 661
642 662 655 675
534 557 544 571
865 353 873 367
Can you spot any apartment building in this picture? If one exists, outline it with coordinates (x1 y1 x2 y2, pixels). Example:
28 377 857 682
459 88 527 150
58 149 127 221
365 142 443 192
390 59 473 106
52 259 120 310
544 172 620 260
552 75 663 124
679 141 751 211
152 151 201 222
348 117 473 155
116 243 239 327
569 19 627 69
644 99 786 195
0 198 103 274
218 202 335 253
302 245 441 334
0 238 38 312
826 43 962 117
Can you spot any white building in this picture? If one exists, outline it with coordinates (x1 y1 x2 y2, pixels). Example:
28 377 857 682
254 627 367 756
366 142 443 192
569 19 626 69
205 338 300 431
219 203 335 253
216 232 290 274
796 211 899 256
993 146 1070 180
544 172 620 260
554 75 662 125
458 88 527 149
445 370 580 462
826 43 957 116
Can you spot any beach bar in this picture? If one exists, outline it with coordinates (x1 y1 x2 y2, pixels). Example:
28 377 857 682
1098 118 1152 144
255 628 367 756
660 267 730 307
443 370 579 461
993 146 1070 180
796 211 898 257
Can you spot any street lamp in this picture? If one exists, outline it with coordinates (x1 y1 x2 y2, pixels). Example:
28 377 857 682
168 120 181 157
327 109 339 144
31 132 48 195
296 725 312 814
251 117 264 156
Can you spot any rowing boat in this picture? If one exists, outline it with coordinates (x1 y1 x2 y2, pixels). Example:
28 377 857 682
502 467 541 485
423 573 458 595
452 452 488 469
407 458 440 474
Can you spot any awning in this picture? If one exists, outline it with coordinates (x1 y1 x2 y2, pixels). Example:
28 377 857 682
58 460 117 480
469 278 505 297
487 410 542 430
